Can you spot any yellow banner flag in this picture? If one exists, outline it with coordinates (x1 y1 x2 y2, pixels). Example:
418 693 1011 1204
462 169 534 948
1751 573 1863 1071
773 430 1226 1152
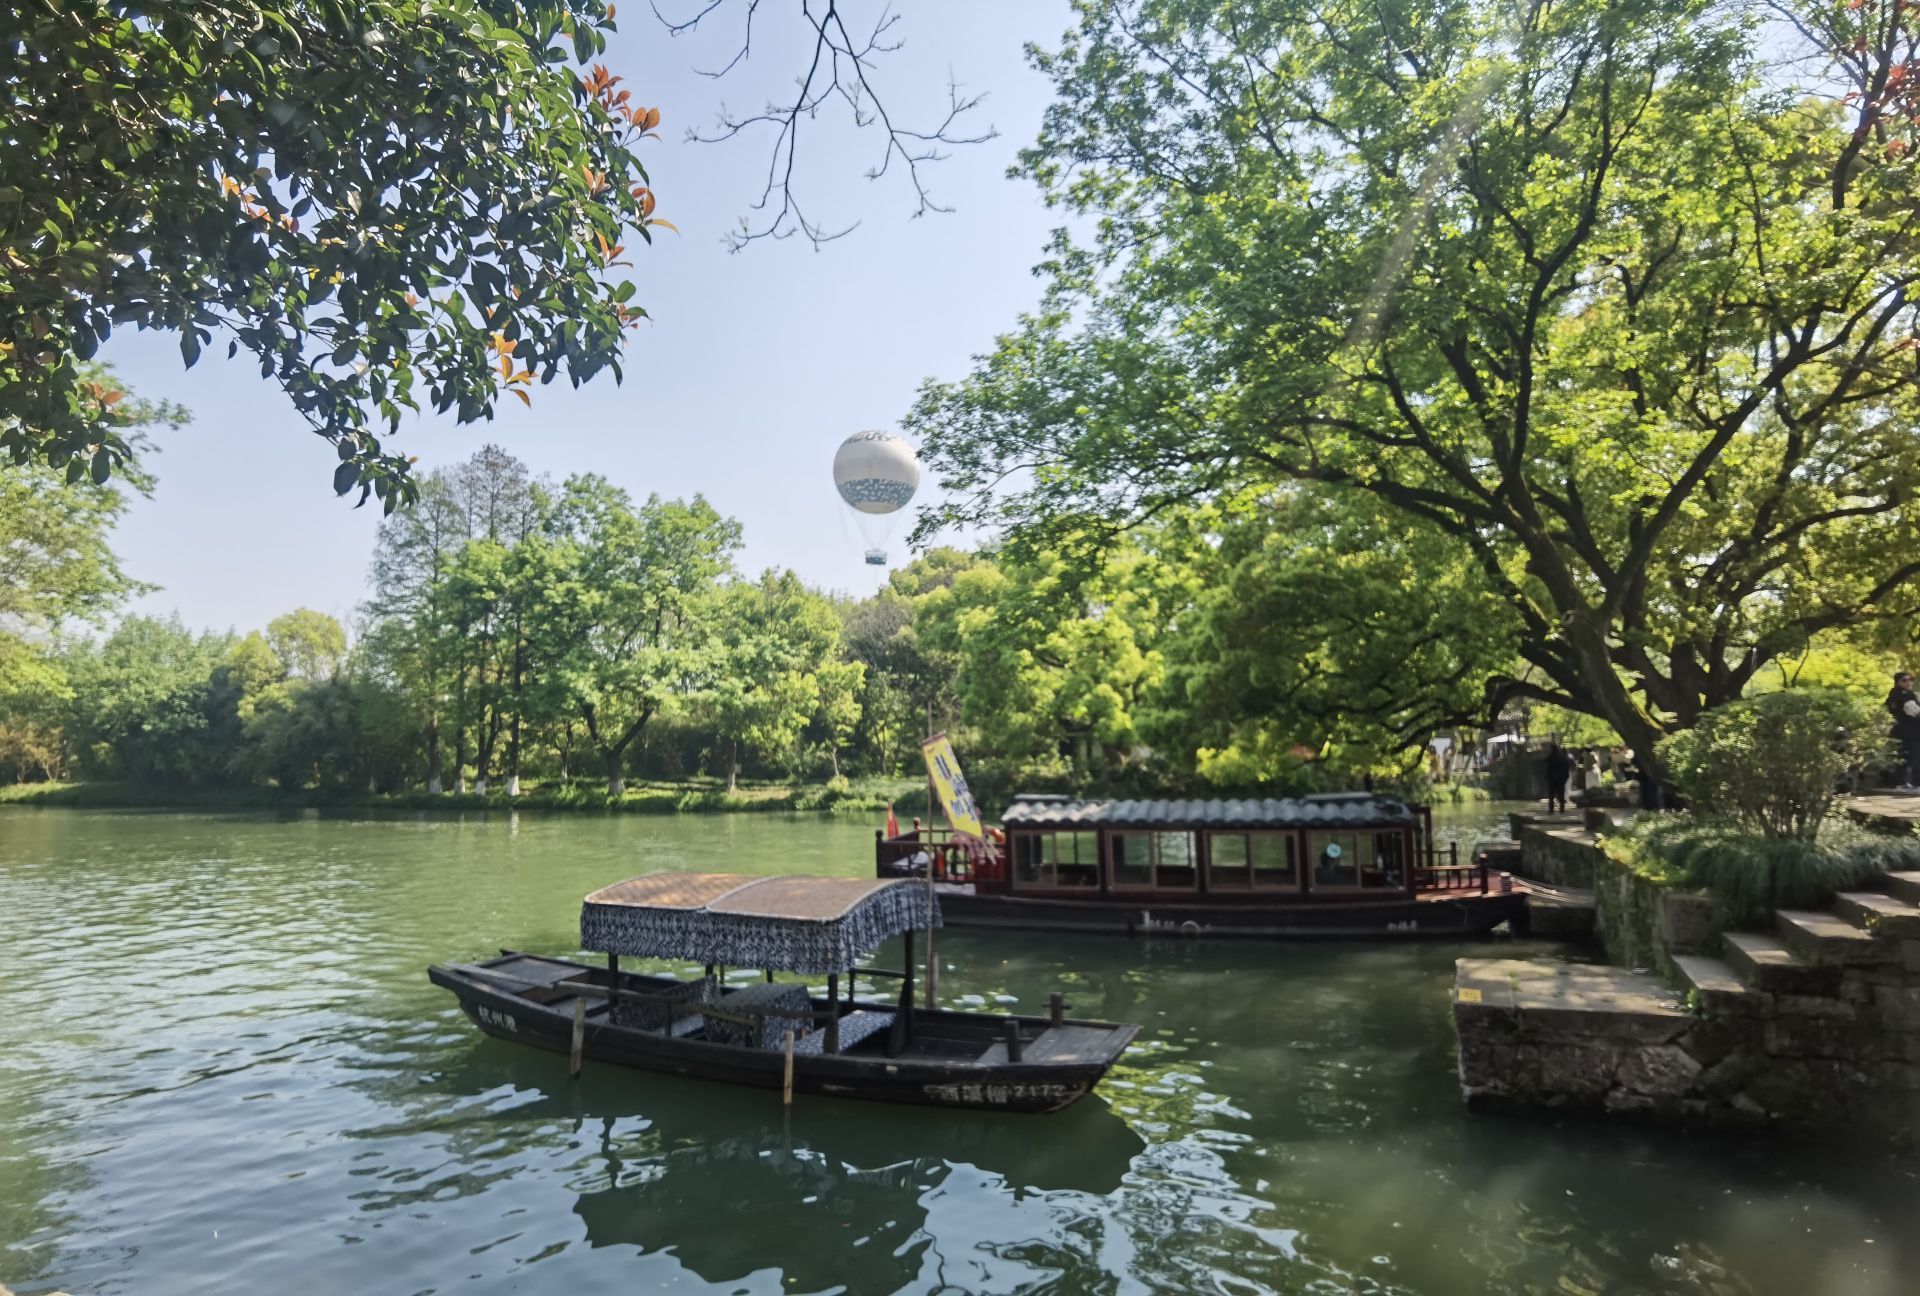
920 732 985 840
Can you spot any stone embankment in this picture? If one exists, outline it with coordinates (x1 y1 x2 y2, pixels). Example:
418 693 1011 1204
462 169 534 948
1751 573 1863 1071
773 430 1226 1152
1457 869 1920 1135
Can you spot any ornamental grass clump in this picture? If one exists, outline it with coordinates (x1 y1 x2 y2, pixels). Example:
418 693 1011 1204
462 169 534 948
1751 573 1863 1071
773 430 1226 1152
1612 815 1915 926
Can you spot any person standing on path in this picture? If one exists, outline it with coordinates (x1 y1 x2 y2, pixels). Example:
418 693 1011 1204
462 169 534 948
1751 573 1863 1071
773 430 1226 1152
1888 672 1920 792
1543 742 1575 814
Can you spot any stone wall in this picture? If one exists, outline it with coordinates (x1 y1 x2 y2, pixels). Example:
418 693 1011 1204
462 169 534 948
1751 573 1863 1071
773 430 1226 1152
1455 961 1717 1120
1515 825 1601 888
1455 926 1920 1138
1478 824 1920 1137
1517 826 1721 974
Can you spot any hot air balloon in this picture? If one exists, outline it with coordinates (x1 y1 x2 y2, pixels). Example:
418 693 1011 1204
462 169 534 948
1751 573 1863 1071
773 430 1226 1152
833 430 920 565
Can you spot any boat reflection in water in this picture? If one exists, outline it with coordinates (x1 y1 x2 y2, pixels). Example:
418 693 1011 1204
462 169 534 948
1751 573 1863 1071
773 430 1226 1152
419 1040 1145 1291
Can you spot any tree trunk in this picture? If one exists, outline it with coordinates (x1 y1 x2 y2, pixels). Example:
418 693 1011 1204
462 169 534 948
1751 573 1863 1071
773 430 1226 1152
475 707 500 796
453 725 468 795
728 740 739 793
829 746 841 780
583 703 651 797
558 721 572 785
506 633 525 798
426 711 443 795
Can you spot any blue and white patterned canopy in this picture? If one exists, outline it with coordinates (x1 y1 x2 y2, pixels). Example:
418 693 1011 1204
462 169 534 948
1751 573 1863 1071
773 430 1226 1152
833 430 920 516
581 873 940 974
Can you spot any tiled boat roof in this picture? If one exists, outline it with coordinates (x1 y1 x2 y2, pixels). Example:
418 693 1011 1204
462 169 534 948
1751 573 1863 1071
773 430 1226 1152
999 793 1414 830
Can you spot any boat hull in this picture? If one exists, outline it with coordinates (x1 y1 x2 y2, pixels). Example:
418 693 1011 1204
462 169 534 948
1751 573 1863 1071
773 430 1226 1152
429 955 1134 1114
927 888 1529 939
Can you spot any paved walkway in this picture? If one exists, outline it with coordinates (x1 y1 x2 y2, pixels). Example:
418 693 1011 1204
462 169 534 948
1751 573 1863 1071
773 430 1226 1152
1848 792 1920 832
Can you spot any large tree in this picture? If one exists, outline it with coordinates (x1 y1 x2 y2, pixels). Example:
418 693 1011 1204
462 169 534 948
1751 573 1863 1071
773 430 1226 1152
533 477 740 794
701 570 845 790
0 370 181 774
911 0 1920 789
2 1 663 502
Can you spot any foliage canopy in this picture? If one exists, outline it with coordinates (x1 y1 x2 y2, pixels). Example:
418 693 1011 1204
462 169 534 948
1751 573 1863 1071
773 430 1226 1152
910 0 1920 781
2 0 663 504
1660 688 1884 838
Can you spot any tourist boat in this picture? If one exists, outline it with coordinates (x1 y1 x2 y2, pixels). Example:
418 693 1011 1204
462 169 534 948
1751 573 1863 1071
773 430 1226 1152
428 872 1138 1113
875 793 1529 938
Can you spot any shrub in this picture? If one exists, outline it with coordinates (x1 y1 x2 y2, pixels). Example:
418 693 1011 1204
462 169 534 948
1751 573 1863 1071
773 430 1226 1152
1609 814 1920 926
1659 688 1884 839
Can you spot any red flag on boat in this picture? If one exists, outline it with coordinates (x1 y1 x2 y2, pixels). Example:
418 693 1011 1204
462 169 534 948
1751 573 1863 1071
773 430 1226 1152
885 802 899 838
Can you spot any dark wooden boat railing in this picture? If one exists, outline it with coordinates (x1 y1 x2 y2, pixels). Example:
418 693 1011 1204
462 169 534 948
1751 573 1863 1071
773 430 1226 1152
875 824 1003 884
1411 841 1490 894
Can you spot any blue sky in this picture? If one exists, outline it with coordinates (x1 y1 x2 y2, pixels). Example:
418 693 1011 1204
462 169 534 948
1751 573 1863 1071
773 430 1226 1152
102 2 1074 634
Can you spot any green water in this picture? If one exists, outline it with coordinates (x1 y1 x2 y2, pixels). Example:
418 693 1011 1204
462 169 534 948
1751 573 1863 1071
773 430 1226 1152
1 805 1915 1295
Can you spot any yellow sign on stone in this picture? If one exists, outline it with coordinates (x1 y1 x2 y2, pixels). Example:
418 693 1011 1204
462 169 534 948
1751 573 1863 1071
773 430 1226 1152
1457 987 1483 1004
920 732 985 840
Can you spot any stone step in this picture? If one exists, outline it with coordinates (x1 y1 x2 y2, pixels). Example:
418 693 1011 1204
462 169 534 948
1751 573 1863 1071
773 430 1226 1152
1776 909 1880 966
1833 891 1920 940
1671 953 1768 1016
1883 872 1920 907
1722 931 1839 995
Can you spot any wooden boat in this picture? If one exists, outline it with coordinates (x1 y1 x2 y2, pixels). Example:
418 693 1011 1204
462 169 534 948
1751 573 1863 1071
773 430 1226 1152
875 792 1531 939
429 872 1138 1113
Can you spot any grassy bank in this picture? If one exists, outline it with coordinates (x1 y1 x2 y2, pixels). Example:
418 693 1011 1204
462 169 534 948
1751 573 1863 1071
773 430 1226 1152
0 777 932 819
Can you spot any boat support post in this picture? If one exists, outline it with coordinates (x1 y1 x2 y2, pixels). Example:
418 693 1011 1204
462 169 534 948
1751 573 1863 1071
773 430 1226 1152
570 997 586 1078
901 928 916 1045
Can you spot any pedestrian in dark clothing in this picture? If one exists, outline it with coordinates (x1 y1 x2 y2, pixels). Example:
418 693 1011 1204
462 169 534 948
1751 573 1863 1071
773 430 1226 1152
1544 742 1575 813
1889 672 1920 792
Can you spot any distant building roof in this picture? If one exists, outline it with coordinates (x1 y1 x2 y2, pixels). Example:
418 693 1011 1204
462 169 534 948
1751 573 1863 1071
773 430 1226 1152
1000 794 1414 831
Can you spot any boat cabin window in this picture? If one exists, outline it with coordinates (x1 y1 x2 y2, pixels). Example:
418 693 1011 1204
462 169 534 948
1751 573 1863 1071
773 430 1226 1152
1011 831 1099 889
1307 830 1398 890
1207 832 1298 890
1109 831 1197 890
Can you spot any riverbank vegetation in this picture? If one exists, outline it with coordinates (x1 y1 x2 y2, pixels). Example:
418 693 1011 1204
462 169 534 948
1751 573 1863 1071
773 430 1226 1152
6 1 1919 816
1600 690 1920 923
2 442 1531 807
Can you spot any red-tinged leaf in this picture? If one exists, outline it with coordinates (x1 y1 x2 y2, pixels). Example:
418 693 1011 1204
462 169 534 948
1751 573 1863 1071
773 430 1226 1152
510 387 531 407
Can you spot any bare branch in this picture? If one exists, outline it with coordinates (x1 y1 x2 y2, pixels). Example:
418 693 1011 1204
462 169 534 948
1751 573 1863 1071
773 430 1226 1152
652 0 997 249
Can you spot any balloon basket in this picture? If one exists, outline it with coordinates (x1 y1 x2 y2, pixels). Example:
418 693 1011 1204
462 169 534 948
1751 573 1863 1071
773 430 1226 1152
864 549 887 566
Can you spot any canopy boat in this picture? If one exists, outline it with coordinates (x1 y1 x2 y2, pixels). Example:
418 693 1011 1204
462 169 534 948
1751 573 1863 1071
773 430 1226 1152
876 793 1530 939
428 872 1138 1113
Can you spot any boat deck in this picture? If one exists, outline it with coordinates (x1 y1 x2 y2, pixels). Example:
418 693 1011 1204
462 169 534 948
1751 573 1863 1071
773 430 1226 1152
456 952 1112 1067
